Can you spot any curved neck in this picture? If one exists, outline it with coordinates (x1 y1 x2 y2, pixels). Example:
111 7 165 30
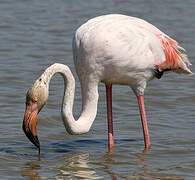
42 63 99 134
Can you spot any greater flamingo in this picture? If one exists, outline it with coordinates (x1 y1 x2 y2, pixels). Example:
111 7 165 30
23 14 192 153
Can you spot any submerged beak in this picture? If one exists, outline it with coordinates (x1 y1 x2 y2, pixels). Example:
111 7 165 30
23 101 40 150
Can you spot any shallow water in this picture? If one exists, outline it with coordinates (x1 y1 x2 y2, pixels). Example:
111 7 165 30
0 0 195 179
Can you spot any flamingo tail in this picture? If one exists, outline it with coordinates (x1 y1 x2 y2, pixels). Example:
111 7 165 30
157 35 192 74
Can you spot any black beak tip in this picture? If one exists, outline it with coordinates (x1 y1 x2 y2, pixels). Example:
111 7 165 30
22 124 40 150
33 135 40 149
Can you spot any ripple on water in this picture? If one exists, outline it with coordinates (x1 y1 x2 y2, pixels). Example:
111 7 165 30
0 0 195 179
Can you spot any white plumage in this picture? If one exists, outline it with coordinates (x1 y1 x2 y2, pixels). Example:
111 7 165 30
23 14 192 152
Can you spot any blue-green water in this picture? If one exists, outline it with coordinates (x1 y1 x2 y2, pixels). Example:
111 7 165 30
0 0 195 179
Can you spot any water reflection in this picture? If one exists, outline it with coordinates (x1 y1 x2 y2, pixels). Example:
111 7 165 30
103 166 118 180
134 153 183 180
135 153 150 174
21 161 40 180
21 152 120 179
22 154 102 179
56 154 102 179
20 148 184 179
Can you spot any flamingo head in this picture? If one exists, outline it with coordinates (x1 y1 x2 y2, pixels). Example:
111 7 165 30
23 77 49 150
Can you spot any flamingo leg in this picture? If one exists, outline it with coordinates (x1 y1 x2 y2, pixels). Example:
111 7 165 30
106 84 114 152
137 95 151 150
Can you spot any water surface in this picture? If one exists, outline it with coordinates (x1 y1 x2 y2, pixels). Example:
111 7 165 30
0 0 195 179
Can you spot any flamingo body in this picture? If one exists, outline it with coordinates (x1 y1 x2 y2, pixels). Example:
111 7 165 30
74 15 159 93
23 14 192 152
73 14 191 95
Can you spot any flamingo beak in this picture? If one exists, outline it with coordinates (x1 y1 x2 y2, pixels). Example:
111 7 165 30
23 101 40 150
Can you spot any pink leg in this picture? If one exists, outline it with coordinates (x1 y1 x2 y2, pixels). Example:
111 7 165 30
137 95 151 150
106 84 114 152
